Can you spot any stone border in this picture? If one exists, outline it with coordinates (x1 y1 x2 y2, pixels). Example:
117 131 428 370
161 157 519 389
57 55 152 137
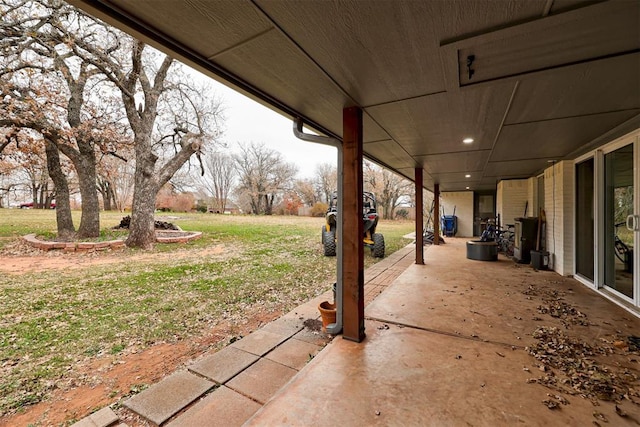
156 230 202 244
23 234 126 252
22 231 202 252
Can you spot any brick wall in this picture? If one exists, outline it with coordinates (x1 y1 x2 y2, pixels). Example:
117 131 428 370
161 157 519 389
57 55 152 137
496 179 530 226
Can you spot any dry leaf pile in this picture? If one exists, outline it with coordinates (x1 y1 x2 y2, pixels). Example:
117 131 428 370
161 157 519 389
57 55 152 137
525 284 590 328
526 326 639 404
523 283 639 413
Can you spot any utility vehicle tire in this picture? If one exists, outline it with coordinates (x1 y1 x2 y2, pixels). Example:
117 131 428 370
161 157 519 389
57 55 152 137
372 233 385 258
321 226 326 244
323 231 336 256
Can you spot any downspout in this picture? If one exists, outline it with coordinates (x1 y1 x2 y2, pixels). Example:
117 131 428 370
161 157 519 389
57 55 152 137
293 118 343 335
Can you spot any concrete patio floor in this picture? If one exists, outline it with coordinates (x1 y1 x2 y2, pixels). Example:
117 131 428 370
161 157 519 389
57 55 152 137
248 238 640 426
74 238 640 426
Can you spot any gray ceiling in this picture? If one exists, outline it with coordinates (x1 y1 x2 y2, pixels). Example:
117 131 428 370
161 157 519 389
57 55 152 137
70 0 640 192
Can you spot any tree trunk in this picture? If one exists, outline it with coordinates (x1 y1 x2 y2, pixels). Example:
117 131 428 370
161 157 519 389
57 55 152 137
57 140 101 238
45 140 76 240
126 152 158 249
98 178 113 211
109 182 117 211
75 166 101 237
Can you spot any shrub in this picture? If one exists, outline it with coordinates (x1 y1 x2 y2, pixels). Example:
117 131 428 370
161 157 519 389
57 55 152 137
310 202 328 217
395 208 409 219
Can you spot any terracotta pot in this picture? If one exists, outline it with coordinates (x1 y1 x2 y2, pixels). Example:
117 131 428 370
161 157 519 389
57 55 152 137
318 301 336 331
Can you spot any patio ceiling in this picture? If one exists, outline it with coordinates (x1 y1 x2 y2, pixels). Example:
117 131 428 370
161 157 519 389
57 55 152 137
70 0 640 192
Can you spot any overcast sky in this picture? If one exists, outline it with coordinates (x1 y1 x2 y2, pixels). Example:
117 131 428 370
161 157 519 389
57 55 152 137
198 70 337 180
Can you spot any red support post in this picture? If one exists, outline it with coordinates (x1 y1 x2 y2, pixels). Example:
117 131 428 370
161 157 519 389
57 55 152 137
433 183 440 245
415 168 424 264
341 106 365 343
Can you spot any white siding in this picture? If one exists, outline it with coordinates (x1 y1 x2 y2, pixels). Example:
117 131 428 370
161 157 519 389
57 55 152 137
527 177 538 216
441 191 474 237
496 179 530 226
544 160 574 276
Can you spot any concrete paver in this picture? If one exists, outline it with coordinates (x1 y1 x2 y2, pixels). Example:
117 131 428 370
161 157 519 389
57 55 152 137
70 407 119 427
123 371 213 425
260 315 305 336
189 346 259 384
264 338 323 370
290 326 333 346
230 329 290 356
226 358 298 404
166 386 261 427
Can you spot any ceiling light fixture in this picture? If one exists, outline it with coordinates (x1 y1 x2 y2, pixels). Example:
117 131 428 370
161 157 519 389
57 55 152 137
465 174 471 178
463 138 474 144
466 186 470 190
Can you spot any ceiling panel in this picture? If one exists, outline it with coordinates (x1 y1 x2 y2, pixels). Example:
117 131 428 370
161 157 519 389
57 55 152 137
363 114 391 143
483 159 552 178
456 1 639 86
109 0 271 58
427 0 547 44
367 83 516 156
506 53 640 124
549 0 599 15
396 167 422 184
364 140 415 170
416 151 491 175
216 29 348 137
492 110 640 162
257 0 547 107
478 177 499 189
255 0 445 106
428 172 482 192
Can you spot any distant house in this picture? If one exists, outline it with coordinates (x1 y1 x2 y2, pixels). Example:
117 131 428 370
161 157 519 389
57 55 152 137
207 201 242 215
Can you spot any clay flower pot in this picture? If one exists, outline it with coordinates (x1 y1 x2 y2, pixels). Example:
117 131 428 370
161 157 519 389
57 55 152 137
318 301 336 331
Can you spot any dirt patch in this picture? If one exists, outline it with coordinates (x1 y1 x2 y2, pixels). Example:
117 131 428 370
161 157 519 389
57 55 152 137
0 239 230 275
1 307 280 427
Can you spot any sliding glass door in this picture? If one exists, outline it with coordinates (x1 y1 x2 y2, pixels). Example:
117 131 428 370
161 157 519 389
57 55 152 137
576 134 639 308
603 143 636 302
575 159 594 282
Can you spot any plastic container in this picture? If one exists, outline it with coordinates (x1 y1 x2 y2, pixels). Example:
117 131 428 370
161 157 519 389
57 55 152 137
441 215 457 237
530 250 549 270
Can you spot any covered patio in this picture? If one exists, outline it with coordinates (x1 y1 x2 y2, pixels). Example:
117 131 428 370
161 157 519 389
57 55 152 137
65 1 639 425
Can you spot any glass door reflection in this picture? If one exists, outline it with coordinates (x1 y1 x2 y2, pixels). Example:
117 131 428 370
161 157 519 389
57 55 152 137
604 144 634 299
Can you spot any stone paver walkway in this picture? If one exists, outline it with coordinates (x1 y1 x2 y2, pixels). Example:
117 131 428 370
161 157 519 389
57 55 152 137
71 244 416 427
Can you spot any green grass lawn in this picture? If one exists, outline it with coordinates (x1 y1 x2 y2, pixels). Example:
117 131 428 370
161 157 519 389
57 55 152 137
0 209 414 416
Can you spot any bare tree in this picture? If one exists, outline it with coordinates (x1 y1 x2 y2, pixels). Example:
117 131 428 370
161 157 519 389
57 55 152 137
111 155 135 212
0 0 128 237
201 150 235 213
314 163 337 204
364 161 413 219
294 178 318 207
2 1 224 247
115 51 223 248
234 142 298 215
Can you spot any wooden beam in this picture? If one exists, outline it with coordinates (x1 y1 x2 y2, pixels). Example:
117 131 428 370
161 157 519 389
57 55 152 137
415 168 424 264
341 106 365 343
433 183 440 245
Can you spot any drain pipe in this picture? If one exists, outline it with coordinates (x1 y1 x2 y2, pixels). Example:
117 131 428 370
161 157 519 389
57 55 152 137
293 118 343 335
